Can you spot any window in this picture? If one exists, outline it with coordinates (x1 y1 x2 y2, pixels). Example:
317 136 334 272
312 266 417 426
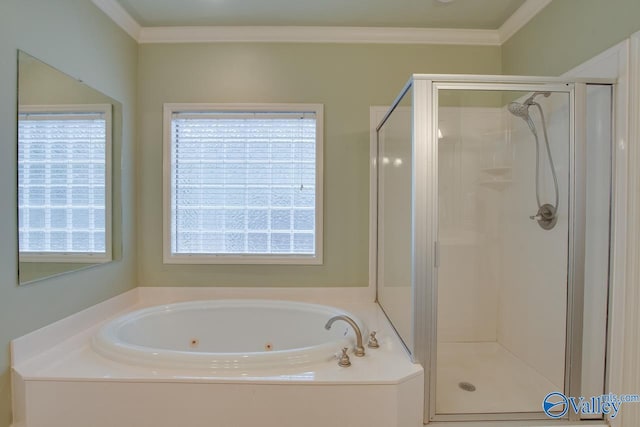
18 104 112 263
163 103 323 264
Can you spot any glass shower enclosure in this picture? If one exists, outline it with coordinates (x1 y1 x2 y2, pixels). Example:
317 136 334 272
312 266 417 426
375 75 613 423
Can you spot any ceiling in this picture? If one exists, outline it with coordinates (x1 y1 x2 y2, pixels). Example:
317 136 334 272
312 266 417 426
115 0 527 29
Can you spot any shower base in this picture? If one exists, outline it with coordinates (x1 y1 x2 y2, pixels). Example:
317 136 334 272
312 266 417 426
436 342 559 414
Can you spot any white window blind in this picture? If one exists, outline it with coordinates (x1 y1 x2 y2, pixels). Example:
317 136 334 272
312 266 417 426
18 109 108 257
168 108 321 261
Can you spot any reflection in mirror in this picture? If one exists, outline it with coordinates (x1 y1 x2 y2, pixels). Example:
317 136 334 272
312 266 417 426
17 51 122 284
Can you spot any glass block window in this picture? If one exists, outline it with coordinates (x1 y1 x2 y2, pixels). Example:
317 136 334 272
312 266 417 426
18 106 110 261
165 104 323 264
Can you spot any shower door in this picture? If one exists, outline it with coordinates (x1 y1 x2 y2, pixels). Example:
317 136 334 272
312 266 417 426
403 77 612 423
375 76 613 423
432 85 573 421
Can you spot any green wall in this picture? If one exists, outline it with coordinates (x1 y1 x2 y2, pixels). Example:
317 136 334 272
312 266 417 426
0 1 138 426
4 0 640 424
502 0 640 75
137 43 501 287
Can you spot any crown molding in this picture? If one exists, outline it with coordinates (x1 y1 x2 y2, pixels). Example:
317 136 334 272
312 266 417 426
91 0 141 40
498 0 553 43
138 26 501 45
92 0 550 45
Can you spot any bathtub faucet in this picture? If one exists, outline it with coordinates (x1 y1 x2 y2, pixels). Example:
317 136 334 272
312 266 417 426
325 315 365 357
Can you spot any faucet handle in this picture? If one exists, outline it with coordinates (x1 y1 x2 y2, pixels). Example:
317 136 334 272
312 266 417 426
337 347 351 367
367 331 380 349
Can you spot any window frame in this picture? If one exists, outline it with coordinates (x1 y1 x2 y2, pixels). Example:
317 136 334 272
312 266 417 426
18 103 113 264
162 103 324 265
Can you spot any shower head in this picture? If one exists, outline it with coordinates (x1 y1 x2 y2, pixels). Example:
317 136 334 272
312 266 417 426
508 101 530 119
507 91 551 120
508 101 538 136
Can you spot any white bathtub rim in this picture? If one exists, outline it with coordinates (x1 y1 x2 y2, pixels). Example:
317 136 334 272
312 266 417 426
92 299 367 370
11 286 374 368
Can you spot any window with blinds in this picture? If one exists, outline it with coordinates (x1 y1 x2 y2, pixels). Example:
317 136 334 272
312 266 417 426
18 105 111 262
164 104 323 264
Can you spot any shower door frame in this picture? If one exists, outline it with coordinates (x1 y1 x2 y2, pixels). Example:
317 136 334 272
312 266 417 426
407 75 610 423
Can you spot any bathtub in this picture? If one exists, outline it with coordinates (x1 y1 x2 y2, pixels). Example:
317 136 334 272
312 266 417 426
92 299 366 370
13 289 425 427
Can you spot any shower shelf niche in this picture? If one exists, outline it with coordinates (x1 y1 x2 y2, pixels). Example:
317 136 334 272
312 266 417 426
479 167 512 190
478 179 511 191
480 167 512 176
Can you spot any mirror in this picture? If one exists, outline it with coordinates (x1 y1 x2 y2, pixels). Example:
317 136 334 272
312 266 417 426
17 50 122 284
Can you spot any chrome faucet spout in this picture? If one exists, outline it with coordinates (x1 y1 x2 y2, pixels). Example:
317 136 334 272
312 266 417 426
325 315 365 357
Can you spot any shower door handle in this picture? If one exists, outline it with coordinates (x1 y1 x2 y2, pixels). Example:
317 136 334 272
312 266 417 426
434 241 440 268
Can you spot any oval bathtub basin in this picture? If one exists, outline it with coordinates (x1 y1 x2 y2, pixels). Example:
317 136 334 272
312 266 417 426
92 299 365 370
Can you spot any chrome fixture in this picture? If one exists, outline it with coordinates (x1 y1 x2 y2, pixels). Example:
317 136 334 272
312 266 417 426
325 315 365 357
530 203 558 230
458 382 477 392
368 331 380 349
337 347 351 367
508 91 560 230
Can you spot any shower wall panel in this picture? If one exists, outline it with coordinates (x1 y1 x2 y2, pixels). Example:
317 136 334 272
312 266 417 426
437 107 503 343
377 104 414 352
581 85 612 401
497 94 570 389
